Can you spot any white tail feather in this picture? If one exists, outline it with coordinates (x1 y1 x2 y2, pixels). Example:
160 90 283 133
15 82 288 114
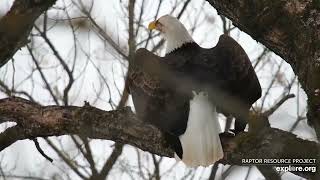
175 91 223 167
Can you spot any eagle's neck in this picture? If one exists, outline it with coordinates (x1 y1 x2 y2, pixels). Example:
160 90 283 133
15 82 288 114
164 28 194 54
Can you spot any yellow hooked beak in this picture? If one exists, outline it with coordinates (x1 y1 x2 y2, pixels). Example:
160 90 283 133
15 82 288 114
148 21 157 30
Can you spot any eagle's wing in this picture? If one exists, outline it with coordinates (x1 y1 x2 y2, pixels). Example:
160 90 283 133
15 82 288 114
128 48 190 134
129 48 190 95
128 48 167 126
192 34 262 132
205 34 262 106
128 48 188 157
128 49 165 97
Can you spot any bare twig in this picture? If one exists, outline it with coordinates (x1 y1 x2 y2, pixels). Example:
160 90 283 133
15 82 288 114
208 162 220 180
95 143 123 179
32 138 53 162
263 94 295 116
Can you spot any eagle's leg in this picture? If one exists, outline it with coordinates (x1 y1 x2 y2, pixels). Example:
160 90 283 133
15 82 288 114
232 106 250 134
217 102 250 135
234 117 248 134
163 132 183 159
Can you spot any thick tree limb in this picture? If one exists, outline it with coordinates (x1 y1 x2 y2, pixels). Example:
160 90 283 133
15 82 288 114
0 0 57 67
0 97 173 157
0 97 319 179
205 0 320 138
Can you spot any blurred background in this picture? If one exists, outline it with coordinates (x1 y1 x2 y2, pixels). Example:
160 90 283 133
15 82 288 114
0 0 316 179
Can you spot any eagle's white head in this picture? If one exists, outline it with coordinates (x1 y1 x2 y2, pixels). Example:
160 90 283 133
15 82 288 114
148 15 194 54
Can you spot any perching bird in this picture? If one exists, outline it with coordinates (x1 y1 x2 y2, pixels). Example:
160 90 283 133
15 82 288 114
128 15 261 167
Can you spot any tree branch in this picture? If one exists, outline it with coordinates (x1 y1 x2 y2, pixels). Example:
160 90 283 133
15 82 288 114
263 94 295 117
205 0 320 139
0 0 57 67
0 97 173 156
0 97 319 179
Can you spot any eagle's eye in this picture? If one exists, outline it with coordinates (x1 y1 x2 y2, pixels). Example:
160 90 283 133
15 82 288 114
155 21 164 32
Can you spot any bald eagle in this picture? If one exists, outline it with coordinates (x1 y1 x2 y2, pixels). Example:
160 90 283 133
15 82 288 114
128 15 261 167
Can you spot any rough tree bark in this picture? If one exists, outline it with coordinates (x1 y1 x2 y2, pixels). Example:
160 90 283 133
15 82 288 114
0 0 57 67
0 0 320 179
0 97 173 157
0 97 319 179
